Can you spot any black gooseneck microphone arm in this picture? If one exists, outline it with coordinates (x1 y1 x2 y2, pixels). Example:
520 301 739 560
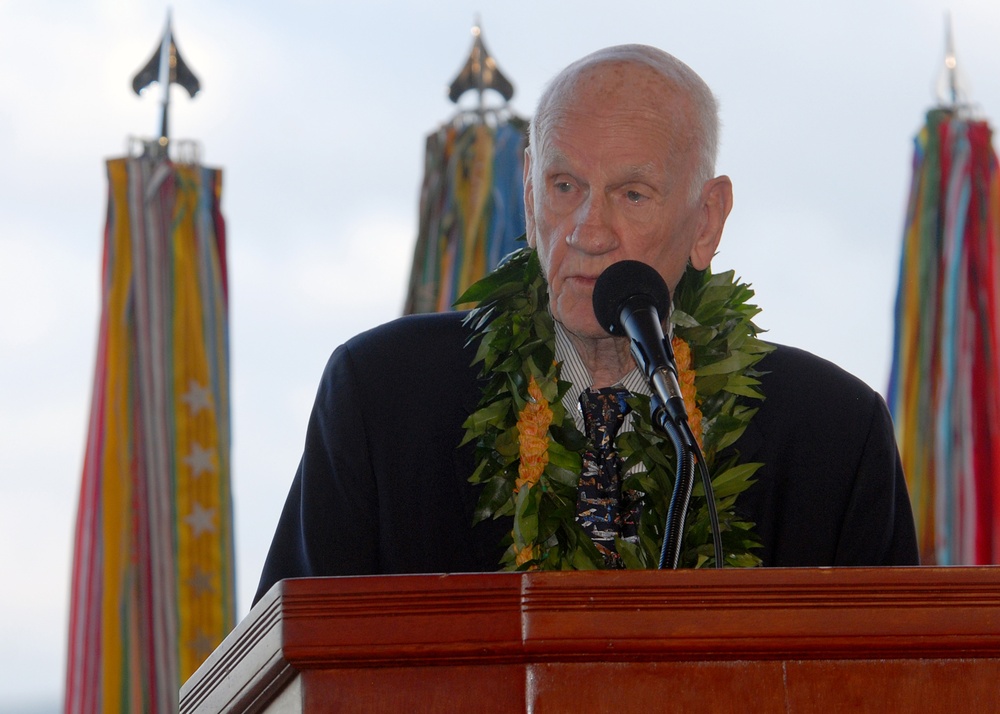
652 394 696 568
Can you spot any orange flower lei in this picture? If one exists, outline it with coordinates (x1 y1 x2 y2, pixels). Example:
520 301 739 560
514 543 539 567
672 336 703 448
514 375 552 492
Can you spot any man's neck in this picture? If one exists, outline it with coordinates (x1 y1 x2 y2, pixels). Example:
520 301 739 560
553 320 651 437
555 321 634 389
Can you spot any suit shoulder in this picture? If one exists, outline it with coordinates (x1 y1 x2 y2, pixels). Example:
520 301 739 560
757 342 882 407
327 311 476 381
348 311 470 349
345 311 470 356
750 342 890 451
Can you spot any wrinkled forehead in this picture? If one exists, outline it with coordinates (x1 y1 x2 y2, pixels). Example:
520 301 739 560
532 60 698 163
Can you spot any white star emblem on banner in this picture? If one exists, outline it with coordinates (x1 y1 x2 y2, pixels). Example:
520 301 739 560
184 442 216 479
186 567 215 596
185 501 216 537
181 380 213 415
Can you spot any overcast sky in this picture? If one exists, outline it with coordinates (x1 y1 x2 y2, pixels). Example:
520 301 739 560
3 1 1000 710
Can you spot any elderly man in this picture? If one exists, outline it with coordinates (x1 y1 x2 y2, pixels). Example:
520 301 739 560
254 45 917 603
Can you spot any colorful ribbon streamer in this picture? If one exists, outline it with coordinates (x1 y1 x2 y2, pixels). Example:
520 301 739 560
404 118 527 314
65 155 235 713
889 109 1000 565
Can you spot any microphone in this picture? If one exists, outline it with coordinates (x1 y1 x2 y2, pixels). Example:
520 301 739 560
593 260 723 569
592 260 689 432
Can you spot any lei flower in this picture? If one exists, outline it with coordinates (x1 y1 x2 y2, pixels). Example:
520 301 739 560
673 336 703 449
459 246 773 570
515 375 552 493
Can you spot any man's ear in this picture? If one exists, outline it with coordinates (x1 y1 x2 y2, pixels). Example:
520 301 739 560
523 147 537 249
689 175 733 270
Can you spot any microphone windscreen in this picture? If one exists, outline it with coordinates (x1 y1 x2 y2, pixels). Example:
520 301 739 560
592 260 672 335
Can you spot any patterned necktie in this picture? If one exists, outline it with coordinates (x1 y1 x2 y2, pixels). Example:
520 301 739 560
576 386 638 567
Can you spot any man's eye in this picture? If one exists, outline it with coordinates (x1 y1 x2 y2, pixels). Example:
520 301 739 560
626 190 646 203
555 181 574 193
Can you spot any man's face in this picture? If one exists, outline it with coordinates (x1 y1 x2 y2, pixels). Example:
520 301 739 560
525 63 710 343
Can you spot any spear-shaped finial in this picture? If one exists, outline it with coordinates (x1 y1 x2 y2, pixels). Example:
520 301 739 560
447 19 514 112
935 12 969 109
132 9 201 153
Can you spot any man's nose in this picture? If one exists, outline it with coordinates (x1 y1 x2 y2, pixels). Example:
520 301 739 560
566 193 618 253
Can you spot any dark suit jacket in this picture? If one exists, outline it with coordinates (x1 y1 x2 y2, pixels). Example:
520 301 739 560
254 311 918 604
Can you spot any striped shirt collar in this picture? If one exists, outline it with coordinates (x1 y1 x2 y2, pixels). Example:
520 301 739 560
553 320 650 434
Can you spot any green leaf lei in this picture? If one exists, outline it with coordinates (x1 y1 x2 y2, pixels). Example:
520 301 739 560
458 246 774 570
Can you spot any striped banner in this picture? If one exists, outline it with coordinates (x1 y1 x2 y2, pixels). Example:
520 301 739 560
65 154 235 713
888 108 1000 565
404 118 527 314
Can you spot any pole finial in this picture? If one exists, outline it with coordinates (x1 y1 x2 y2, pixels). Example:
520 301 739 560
935 12 970 109
131 10 201 152
447 20 514 109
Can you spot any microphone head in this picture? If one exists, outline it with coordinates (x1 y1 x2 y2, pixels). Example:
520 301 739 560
592 260 672 335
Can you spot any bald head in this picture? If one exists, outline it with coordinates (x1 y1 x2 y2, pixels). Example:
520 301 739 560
529 45 720 201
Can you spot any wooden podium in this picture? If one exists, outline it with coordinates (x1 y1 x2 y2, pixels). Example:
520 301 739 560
181 568 1000 713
